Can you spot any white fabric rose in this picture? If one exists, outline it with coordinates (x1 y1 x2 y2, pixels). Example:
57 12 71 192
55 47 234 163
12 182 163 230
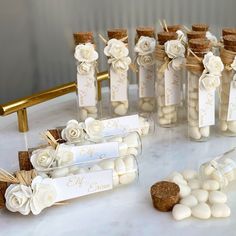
203 52 224 75
104 39 129 59
231 56 236 71
206 31 218 44
30 176 57 215
108 57 131 73
55 144 74 167
74 43 98 63
134 36 156 55
169 57 185 71
77 62 93 75
137 55 154 68
201 73 220 91
5 184 32 215
176 30 187 44
164 40 185 59
85 117 104 141
61 120 85 144
30 146 56 171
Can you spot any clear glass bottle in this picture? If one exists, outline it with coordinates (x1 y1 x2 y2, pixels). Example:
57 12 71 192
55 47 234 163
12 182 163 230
200 147 236 189
187 39 213 141
156 31 183 127
219 37 236 136
104 29 130 117
135 27 156 113
73 32 100 121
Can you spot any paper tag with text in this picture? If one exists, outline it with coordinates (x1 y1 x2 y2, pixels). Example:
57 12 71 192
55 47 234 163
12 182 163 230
139 65 155 98
198 84 215 127
54 170 113 202
101 115 140 136
110 68 128 102
164 68 181 106
227 81 236 121
77 71 96 107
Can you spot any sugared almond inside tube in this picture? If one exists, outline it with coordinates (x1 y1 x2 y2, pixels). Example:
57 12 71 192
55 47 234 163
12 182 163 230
150 181 180 212
157 31 178 45
192 23 209 32
107 28 127 40
73 32 94 45
187 31 206 41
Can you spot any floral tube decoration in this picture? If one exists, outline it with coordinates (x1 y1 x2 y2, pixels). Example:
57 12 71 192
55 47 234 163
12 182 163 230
104 29 131 117
156 32 186 127
187 39 223 141
0 152 138 215
134 27 156 113
219 35 236 135
73 32 99 121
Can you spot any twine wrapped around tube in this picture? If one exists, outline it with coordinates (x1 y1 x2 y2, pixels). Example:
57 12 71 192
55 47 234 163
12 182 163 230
186 55 204 73
220 47 236 66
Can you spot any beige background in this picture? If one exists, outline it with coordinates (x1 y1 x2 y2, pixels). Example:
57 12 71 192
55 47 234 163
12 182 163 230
0 0 235 103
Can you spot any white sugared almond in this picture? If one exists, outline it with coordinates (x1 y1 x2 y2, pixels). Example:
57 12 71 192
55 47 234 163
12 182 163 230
182 169 197 180
192 203 211 219
172 204 191 221
208 191 227 204
188 179 201 190
202 179 220 191
211 203 231 218
178 184 191 198
180 195 198 208
191 189 209 202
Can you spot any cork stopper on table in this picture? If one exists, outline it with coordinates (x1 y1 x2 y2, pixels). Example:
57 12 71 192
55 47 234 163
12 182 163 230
165 24 182 32
223 35 236 52
157 31 178 45
188 38 211 53
107 28 128 41
150 181 180 212
222 28 236 36
187 31 206 41
192 23 209 32
73 32 94 45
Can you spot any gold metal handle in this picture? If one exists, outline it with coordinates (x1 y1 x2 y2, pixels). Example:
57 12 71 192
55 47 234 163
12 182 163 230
0 71 108 132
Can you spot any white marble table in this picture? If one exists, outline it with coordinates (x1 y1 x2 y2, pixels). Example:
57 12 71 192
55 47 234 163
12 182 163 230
1 87 236 236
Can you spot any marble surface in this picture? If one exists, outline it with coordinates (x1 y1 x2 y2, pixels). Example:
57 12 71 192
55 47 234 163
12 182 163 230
1 87 236 236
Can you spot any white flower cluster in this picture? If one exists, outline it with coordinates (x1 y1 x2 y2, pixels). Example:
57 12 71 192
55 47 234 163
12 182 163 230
164 39 186 71
74 43 98 75
134 36 156 68
200 52 224 91
5 176 56 215
104 39 131 74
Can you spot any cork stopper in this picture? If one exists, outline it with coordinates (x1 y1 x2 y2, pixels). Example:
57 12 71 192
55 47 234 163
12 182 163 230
136 27 155 38
150 181 180 212
0 182 7 209
107 28 128 41
222 28 236 36
187 31 206 41
165 24 182 32
73 32 94 45
223 35 236 46
49 129 65 143
192 23 209 32
189 38 211 53
157 31 178 45
18 151 33 171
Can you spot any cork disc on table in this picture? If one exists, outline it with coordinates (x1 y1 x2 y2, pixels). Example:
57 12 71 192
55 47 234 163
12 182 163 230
107 28 127 40
188 38 211 52
222 28 236 36
73 32 94 45
157 31 178 45
192 23 209 32
150 181 180 212
223 35 236 46
187 31 206 41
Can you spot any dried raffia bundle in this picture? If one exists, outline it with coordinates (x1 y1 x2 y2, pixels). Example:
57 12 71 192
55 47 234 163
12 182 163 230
73 32 99 121
186 39 224 141
134 27 156 113
219 35 236 135
104 28 131 117
155 31 186 127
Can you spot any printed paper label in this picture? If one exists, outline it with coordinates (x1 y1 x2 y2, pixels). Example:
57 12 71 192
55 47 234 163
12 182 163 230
164 68 181 105
227 81 236 121
58 142 120 163
110 68 128 101
198 83 215 127
139 66 155 98
77 71 96 107
101 114 140 136
54 170 113 202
